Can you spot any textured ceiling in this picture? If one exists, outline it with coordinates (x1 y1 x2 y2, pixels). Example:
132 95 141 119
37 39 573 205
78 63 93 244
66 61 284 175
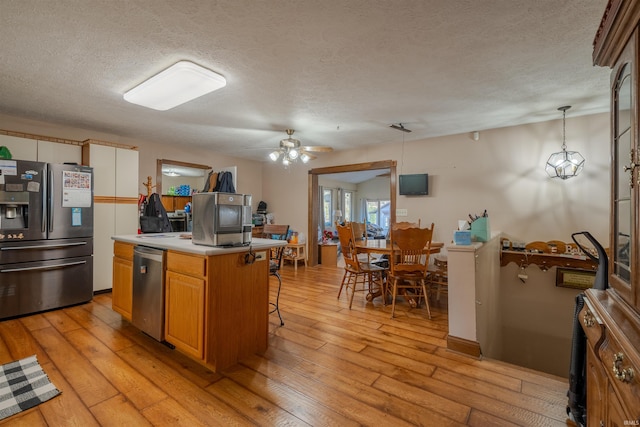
0 0 611 162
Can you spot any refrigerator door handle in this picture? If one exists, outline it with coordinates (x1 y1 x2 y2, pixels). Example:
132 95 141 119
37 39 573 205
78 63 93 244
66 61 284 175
48 168 54 233
0 260 87 273
42 164 48 233
0 242 87 251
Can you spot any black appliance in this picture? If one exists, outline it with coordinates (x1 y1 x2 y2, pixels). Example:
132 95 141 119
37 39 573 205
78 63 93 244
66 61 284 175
566 231 608 426
0 160 94 319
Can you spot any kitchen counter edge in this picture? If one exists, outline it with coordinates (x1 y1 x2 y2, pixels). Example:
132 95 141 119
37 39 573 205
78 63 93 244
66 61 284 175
112 233 287 255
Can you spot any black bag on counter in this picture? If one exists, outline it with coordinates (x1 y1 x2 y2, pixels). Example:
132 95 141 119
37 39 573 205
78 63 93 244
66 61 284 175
140 193 172 233
140 216 166 233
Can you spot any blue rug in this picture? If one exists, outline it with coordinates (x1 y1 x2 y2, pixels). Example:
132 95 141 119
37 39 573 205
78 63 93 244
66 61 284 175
0 355 60 420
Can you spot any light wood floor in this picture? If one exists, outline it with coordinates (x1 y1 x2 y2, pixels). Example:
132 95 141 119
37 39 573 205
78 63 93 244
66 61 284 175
0 262 571 426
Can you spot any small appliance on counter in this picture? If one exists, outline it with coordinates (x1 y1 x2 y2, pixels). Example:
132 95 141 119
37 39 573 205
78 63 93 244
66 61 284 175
191 192 252 247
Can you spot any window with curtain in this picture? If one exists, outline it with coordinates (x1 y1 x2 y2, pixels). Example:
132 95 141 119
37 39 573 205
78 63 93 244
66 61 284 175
365 199 391 233
323 188 333 230
343 190 354 222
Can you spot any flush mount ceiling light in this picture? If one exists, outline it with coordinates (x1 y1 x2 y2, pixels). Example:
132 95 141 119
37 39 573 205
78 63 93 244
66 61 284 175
545 106 585 180
123 60 226 111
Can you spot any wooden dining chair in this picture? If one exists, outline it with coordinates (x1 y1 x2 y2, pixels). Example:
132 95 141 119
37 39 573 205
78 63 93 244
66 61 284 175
393 220 421 229
335 223 387 309
347 221 374 263
262 224 290 326
350 221 367 240
428 254 448 303
388 223 434 319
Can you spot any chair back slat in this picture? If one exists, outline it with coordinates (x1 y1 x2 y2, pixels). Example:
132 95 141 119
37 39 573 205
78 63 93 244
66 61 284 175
389 223 434 276
349 222 367 240
262 224 289 240
336 223 362 272
262 224 290 271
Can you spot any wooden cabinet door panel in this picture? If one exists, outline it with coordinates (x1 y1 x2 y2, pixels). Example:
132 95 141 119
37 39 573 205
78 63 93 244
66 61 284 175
112 257 133 320
607 383 628 427
165 271 205 360
586 343 606 427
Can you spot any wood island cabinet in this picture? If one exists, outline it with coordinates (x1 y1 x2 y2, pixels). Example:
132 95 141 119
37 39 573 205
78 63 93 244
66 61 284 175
111 237 273 372
583 1 640 424
164 250 269 370
165 251 206 360
112 241 134 320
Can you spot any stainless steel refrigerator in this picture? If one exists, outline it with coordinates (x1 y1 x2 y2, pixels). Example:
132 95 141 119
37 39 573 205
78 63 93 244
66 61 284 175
0 160 94 319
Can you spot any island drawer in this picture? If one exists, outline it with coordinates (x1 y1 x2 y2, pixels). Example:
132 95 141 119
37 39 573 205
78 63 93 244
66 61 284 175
167 251 206 278
114 241 134 260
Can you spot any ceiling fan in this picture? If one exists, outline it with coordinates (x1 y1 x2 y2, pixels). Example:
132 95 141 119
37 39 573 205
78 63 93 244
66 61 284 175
269 129 333 165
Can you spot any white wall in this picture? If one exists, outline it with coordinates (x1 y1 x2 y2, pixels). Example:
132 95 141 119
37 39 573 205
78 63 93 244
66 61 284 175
263 112 610 246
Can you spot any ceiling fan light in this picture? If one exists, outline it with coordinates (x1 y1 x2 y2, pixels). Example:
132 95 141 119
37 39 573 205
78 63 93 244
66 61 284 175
289 148 299 159
123 60 226 111
282 157 290 166
269 151 280 161
301 153 311 163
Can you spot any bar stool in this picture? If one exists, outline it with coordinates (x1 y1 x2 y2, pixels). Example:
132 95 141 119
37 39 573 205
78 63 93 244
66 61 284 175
262 224 290 326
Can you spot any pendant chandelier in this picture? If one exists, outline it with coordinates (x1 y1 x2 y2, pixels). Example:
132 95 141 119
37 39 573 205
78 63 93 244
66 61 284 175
545 106 585 179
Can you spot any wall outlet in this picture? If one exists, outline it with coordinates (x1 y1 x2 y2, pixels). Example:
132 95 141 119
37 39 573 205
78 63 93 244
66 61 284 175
254 251 267 261
396 208 408 217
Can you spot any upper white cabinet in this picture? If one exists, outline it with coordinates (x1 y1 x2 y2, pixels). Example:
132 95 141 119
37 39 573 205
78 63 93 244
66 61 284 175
83 143 117 196
37 140 82 164
82 143 139 197
0 134 37 160
0 135 82 164
116 148 139 197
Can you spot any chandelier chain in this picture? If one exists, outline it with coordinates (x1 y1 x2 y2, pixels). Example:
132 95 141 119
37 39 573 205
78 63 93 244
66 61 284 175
561 108 567 151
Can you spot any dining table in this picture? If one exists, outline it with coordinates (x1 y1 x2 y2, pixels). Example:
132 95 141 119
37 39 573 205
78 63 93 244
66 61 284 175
353 239 443 303
354 238 443 255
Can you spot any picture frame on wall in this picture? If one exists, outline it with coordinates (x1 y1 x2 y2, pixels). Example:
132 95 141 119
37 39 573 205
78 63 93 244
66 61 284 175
556 267 596 290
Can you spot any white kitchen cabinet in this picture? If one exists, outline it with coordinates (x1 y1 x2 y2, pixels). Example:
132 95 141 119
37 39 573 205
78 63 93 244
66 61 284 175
37 140 82 164
82 142 139 291
93 203 116 291
116 148 139 197
92 202 139 292
0 135 82 164
0 134 37 160
84 143 117 196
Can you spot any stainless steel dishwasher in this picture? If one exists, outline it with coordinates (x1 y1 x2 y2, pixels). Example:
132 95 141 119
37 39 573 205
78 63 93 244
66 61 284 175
132 246 166 341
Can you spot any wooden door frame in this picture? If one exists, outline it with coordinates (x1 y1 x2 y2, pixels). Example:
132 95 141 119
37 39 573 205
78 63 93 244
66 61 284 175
307 160 397 266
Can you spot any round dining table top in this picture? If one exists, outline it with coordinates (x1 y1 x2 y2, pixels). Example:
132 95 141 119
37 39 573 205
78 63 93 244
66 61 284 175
354 239 443 254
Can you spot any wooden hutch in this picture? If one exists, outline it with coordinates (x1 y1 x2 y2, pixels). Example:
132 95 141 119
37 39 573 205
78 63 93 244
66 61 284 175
580 1 640 424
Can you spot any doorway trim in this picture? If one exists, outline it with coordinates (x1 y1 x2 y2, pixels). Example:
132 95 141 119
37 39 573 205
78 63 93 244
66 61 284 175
307 160 397 266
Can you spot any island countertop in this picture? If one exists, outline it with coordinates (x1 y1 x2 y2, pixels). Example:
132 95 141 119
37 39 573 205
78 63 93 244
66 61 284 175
112 233 286 255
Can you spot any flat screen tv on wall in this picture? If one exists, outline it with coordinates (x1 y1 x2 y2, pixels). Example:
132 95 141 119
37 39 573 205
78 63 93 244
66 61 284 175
399 173 429 195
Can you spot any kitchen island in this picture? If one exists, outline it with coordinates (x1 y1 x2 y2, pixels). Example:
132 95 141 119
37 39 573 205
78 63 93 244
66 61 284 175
111 233 287 372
